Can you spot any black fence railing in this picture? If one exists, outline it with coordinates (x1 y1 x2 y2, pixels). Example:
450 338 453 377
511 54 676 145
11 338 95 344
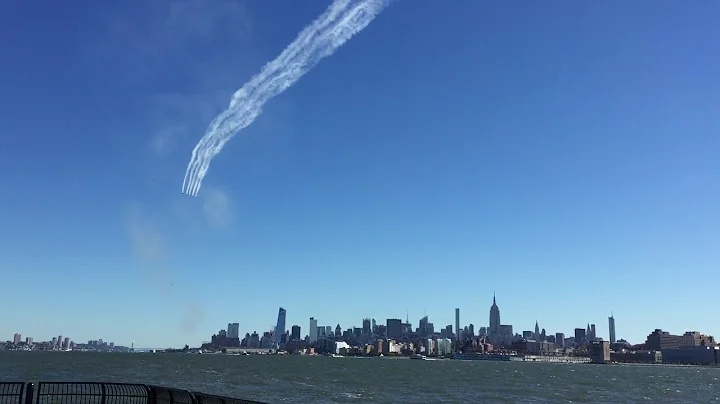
0 382 25 404
0 383 266 404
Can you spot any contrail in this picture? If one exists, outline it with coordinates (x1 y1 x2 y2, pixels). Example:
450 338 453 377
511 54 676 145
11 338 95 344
181 0 390 197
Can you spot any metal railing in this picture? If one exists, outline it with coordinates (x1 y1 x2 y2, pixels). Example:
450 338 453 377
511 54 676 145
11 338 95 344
0 383 266 404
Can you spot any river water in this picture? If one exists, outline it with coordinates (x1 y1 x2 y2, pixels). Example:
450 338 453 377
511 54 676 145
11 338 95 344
1 352 718 403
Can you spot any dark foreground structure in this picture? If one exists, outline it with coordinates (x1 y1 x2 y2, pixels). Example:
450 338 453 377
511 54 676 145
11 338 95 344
0 382 266 404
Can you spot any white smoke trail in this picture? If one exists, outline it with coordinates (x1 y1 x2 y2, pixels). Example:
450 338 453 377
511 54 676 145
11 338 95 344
181 0 390 196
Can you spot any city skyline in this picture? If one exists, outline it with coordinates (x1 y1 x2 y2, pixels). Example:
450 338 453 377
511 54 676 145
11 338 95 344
9 293 716 350
2 1 719 350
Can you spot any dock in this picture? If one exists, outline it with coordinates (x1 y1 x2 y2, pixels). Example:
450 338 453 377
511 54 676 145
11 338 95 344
513 355 591 364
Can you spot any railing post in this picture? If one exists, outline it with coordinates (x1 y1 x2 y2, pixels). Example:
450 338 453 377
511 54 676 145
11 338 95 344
100 383 107 404
144 385 155 404
186 390 199 404
24 383 34 404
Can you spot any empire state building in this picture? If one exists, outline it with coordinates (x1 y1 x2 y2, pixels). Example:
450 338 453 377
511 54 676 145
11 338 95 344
489 292 500 333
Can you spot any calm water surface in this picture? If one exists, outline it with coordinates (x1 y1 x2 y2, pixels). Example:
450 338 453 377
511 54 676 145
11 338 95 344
1 352 719 403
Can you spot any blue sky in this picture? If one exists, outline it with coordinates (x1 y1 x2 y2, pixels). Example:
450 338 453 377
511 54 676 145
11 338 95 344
1 0 718 348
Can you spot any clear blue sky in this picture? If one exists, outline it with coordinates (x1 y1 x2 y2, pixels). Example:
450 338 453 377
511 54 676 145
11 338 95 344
1 0 718 348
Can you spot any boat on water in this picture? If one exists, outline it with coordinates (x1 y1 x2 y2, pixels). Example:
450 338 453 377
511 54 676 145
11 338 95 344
452 353 515 361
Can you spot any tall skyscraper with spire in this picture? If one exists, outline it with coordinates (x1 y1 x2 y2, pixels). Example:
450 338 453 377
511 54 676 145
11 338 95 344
489 292 500 333
534 320 540 340
608 313 616 343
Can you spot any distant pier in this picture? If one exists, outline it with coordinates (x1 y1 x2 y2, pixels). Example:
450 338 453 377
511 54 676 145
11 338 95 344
514 355 591 364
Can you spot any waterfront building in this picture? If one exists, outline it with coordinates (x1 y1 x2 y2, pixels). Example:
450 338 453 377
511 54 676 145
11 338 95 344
334 341 350 355
645 329 681 350
679 331 716 347
608 314 616 343
426 338 435 355
589 340 611 364
437 338 453 356
662 346 720 365
374 339 385 355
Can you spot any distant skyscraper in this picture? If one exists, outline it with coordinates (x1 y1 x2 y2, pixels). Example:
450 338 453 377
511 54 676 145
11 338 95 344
455 308 460 341
534 321 540 340
590 324 596 341
386 318 403 339
274 308 287 345
291 325 301 341
555 333 565 348
575 328 586 345
489 293 500 333
227 323 240 339
63 337 71 350
309 317 318 343
362 318 371 335
13 333 21 344
608 314 616 343
419 316 429 338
